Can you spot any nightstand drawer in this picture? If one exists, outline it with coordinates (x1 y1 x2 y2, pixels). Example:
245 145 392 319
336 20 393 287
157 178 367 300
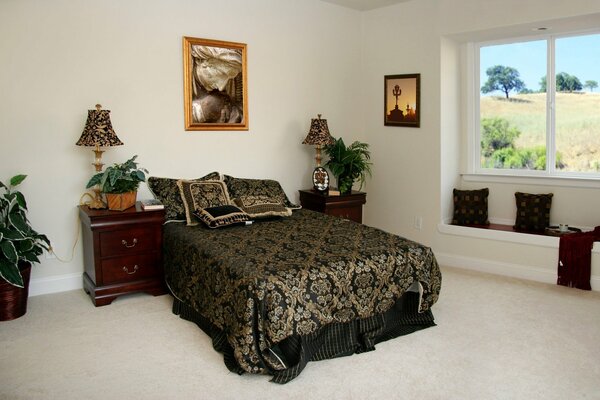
99 227 160 257
327 206 361 222
101 254 160 284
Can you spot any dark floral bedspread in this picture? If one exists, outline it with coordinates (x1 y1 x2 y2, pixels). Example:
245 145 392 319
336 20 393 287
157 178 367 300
163 209 442 375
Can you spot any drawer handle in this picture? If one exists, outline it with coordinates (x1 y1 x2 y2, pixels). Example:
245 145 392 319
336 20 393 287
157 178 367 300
121 238 138 248
122 265 139 275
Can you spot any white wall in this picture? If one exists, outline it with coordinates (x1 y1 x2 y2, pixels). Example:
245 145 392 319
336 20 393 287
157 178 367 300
0 0 363 294
361 0 600 287
3 0 600 295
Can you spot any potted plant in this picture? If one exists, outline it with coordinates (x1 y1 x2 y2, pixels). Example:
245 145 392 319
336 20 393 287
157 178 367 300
86 155 147 211
0 175 50 321
324 137 373 195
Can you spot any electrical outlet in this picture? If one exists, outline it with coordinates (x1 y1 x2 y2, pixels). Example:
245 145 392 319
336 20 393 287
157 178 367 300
414 216 423 230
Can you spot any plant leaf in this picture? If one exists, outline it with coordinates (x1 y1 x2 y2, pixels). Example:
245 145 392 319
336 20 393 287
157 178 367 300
0 240 18 263
0 258 24 287
9 174 27 187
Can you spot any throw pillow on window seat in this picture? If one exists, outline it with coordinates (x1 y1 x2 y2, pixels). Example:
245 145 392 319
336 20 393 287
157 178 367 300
452 188 490 226
514 192 553 232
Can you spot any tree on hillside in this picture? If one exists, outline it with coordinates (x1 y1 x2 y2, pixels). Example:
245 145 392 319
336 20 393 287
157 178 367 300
585 80 598 92
539 76 547 93
556 72 582 92
481 65 525 99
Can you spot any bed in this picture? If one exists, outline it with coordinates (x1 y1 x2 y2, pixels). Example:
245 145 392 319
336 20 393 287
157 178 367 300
160 181 442 383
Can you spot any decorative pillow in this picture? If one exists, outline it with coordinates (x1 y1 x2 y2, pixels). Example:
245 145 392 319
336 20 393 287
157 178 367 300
223 175 301 210
452 188 490 226
514 192 553 232
193 205 250 229
233 195 292 219
177 180 231 226
147 171 221 222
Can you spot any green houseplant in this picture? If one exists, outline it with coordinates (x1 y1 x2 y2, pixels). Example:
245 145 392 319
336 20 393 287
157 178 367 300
86 155 147 211
324 138 373 195
0 175 50 320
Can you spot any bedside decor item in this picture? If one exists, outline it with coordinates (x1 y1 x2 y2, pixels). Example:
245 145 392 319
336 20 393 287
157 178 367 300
302 114 335 192
183 37 248 131
76 104 124 209
324 137 372 195
514 192 553 232
140 199 164 211
452 188 490 226
0 175 50 320
85 155 147 211
384 74 420 127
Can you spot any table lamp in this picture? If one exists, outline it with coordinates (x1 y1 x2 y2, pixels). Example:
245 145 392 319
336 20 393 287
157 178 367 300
76 104 124 209
302 114 335 192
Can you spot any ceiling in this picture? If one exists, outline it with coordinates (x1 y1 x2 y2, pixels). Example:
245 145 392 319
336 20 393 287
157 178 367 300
319 0 413 11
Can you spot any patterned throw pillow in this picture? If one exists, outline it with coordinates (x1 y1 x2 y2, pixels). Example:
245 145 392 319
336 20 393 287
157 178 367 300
514 192 553 232
233 195 292 219
452 188 490 226
193 205 250 229
223 175 301 210
177 180 231 226
147 171 221 222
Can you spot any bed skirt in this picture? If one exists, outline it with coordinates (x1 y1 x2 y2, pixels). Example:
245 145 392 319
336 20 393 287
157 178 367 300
172 290 435 384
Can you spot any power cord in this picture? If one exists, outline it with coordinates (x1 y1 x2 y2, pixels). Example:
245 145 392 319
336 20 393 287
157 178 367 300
46 192 92 263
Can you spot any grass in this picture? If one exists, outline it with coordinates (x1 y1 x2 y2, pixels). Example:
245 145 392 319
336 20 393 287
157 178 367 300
480 92 600 172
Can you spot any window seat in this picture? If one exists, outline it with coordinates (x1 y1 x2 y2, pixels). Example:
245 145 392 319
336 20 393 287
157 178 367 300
437 221 599 252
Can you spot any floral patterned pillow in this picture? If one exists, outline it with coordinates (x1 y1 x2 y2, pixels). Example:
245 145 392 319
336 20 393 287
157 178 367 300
223 175 300 210
177 180 232 226
233 195 292 219
193 205 250 229
147 171 221 222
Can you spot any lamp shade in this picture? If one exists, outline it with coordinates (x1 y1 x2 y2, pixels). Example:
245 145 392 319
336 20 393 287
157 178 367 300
302 114 334 146
75 104 124 147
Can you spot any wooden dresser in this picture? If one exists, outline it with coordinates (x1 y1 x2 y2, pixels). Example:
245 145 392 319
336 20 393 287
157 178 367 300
79 202 166 306
299 189 366 223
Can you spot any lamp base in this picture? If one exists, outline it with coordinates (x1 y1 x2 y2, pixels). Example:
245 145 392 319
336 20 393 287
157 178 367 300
87 187 107 209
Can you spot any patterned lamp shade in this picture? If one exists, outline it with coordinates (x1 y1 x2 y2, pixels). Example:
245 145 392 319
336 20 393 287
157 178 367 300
302 114 335 146
75 104 124 147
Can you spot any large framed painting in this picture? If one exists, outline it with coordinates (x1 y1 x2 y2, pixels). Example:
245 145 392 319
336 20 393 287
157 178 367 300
183 37 248 131
384 74 420 128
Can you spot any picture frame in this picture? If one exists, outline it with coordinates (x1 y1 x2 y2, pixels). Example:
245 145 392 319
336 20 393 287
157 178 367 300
183 36 248 131
384 73 420 127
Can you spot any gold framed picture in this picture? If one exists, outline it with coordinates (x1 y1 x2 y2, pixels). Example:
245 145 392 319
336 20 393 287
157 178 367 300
384 73 420 128
183 37 248 131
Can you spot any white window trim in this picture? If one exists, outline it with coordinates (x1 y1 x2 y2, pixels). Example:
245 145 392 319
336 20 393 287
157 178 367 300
467 30 600 185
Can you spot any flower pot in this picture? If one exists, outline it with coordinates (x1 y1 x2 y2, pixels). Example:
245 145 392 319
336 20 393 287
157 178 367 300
106 191 137 211
0 261 31 321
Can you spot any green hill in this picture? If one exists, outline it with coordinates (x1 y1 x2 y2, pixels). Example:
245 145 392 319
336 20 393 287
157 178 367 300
480 92 600 172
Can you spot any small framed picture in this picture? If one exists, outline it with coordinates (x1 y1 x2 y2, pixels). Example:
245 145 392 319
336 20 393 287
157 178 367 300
384 73 420 127
183 36 248 131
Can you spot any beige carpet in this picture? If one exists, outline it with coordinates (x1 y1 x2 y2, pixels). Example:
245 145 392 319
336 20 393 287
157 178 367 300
1 266 599 400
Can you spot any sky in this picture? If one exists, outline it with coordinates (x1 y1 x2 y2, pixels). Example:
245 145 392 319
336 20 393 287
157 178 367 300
480 32 600 94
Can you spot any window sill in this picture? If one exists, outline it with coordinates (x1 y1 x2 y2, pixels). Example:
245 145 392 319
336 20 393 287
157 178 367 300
437 221 600 253
462 173 600 189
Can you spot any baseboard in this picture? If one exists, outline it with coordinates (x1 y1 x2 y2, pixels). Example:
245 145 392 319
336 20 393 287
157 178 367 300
436 252 600 291
29 273 83 297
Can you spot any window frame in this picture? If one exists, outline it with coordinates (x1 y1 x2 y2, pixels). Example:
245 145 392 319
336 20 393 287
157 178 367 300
469 29 600 182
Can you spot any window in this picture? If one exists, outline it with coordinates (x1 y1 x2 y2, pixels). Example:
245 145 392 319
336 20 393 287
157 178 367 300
474 32 600 177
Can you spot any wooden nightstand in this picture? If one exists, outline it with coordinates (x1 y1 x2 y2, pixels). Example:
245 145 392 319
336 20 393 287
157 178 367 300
299 189 366 223
79 202 167 306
